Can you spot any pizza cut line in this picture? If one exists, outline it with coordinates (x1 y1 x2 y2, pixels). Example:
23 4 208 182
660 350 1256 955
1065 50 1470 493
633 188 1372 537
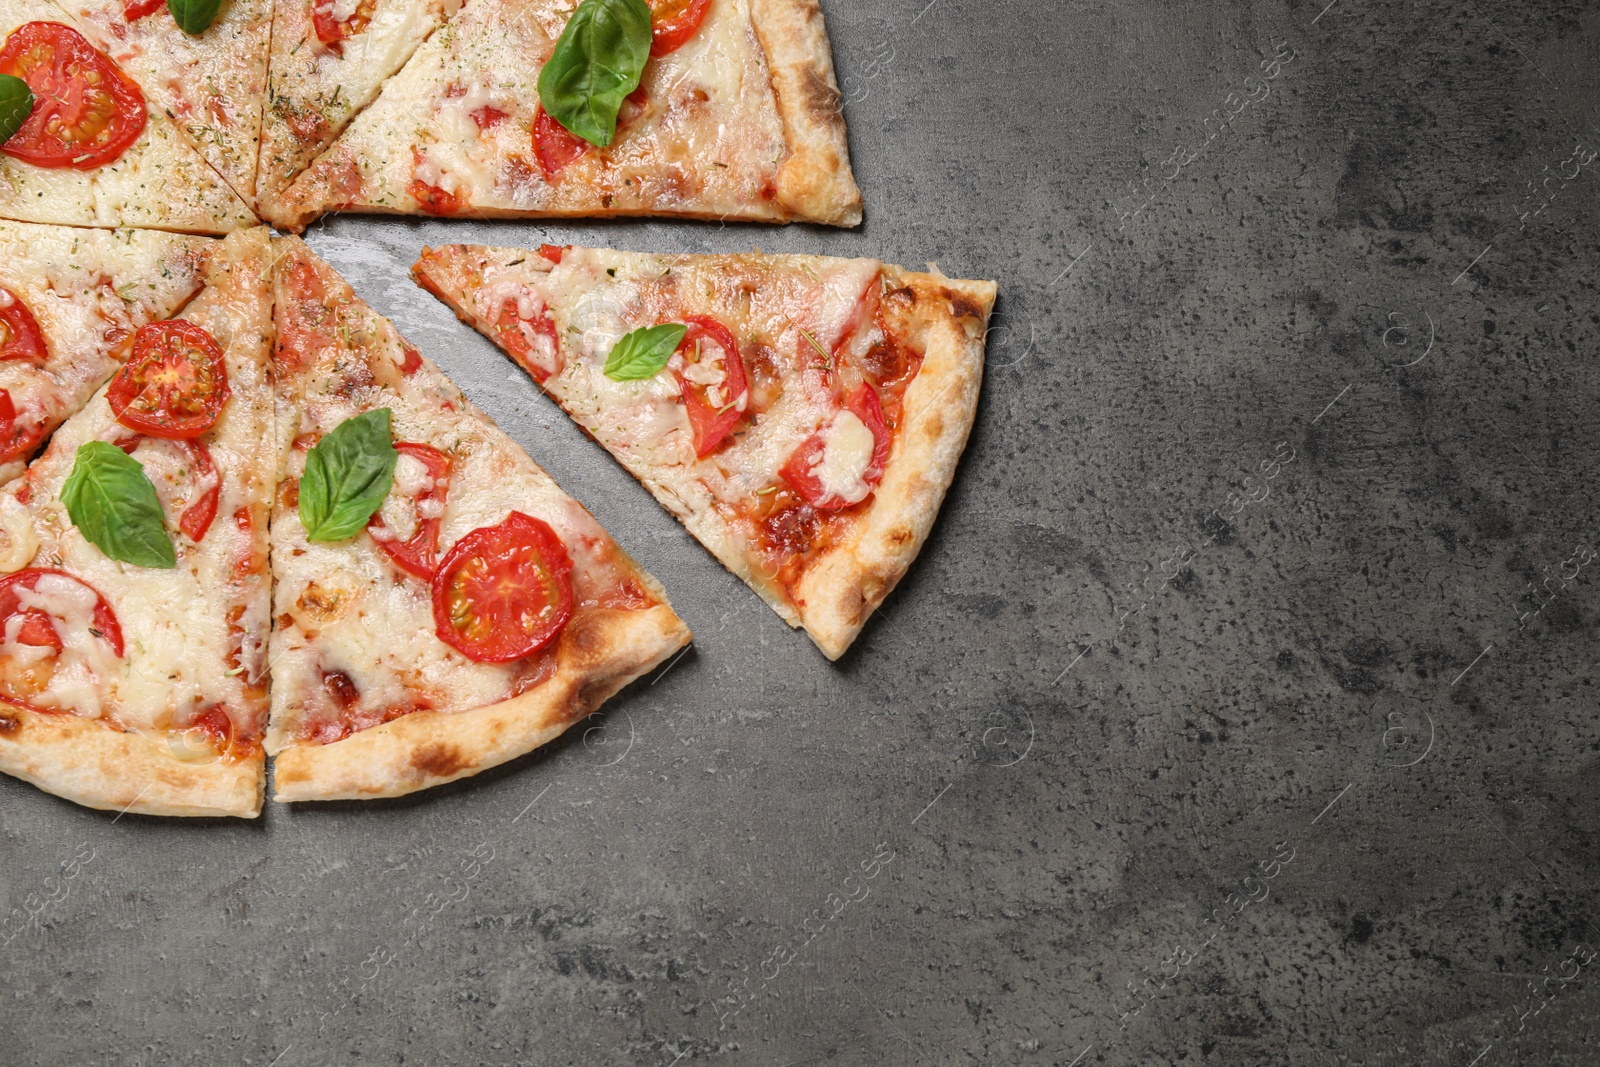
0 225 695 816
412 243 996 660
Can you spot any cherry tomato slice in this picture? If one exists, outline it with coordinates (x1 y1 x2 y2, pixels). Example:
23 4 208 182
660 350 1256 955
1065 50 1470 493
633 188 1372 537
0 22 147 170
123 0 165 20
0 388 46 464
408 149 466 215
0 567 124 658
494 295 562 382
431 511 573 664
107 319 230 440
113 433 219 542
368 442 452 580
649 0 712 55
312 0 377 47
779 385 891 511
538 243 565 265
533 104 588 175
0 287 46 364
672 315 748 457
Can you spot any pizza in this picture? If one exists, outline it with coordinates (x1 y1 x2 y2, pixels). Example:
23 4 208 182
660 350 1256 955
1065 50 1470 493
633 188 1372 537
259 0 861 232
56 0 272 203
256 0 463 207
412 243 995 659
0 226 275 818
0 220 213 484
267 238 690 802
0 0 256 232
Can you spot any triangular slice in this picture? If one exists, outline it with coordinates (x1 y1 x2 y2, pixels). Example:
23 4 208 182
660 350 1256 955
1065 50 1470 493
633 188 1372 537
414 243 995 659
0 220 213 484
54 0 272 203
0 227 275 817
259 0 859 231
267 238 689 802
0 0 256 232
255 0 464 206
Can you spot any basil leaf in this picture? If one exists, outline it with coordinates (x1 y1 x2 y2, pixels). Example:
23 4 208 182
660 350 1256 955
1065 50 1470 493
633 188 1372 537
536 0 652 147
61 441 176 570
0 74 33 146
300 408 398 542
167 0 222 35
604 323 686 381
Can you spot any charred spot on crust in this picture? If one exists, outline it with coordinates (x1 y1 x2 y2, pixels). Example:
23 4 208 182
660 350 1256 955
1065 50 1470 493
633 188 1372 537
410 742 466 778
799 65 845 133
887 525 914 548
948 292 986 322
0 711 18 737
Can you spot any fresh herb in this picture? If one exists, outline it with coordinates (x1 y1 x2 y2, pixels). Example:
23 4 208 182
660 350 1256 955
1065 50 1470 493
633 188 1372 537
603 323 686 381
535 0 652 147
299 409 398 542
61 442 175 569
800 329 831 368
0 75 33 146
167 0 223 36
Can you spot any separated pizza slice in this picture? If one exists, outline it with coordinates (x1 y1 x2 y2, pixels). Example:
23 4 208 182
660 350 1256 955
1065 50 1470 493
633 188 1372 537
256 0 464 207
414 243 995 660
0 221 213 484
0 226 275 817
268 238 689 802
0 0 256 232
260 0 859 232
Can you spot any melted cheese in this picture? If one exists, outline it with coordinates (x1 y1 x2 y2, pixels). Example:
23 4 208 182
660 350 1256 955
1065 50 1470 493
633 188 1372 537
809 410 875 506
278 0 791 221
0 222 210 485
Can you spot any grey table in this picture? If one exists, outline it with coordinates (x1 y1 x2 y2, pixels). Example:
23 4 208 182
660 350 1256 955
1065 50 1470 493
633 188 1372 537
5 0 1600 1063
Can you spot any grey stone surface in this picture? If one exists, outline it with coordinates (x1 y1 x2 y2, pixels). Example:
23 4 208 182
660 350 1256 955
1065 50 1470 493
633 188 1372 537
5 0 1600 1063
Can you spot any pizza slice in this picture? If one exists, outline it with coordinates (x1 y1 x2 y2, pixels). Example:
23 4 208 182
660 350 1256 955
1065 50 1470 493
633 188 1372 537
0 220 213 484
0 226 275 818
413 244 994 660
255 0 464 207
0 0 256 232
55 0 272 204
268 238 689 802
259 0 860 232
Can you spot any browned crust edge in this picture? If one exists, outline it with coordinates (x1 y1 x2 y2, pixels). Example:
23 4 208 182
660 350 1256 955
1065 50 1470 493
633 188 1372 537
750 0 862 227
270 604 690 801
790 268 995 657
0 703 264 817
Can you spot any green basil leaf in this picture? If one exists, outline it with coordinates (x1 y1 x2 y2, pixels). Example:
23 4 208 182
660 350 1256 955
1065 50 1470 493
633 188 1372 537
61 441 176 570
167 0 222 36
0 74 33 147
604 323 686 381
536 0 652 148
300 408 398 542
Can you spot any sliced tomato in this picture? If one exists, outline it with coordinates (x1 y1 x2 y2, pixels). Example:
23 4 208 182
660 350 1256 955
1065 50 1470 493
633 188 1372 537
0 568 124 658
107 320 229 439
0 388 46 464
312 0 377 47
672 315 748 457
123 0 165 20
408 149 466 215
368 442 452 580
533 104 588 175
0 22 146 170
494 294 562 383
397 344 423 375
113 433 219 542
182 703 239 755
538 243 565 265
779 385 891 511
0 287 46 364
649 0 712 55
431 511 573 663
470 105 508 131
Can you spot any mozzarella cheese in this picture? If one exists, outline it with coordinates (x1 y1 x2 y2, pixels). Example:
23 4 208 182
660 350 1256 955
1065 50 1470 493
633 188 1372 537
809 410 875 506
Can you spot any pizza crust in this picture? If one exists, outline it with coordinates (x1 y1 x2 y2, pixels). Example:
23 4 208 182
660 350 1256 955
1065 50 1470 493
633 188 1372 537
0 702 264 817
751 0 862 227
792 269 994 658
271 604 689 801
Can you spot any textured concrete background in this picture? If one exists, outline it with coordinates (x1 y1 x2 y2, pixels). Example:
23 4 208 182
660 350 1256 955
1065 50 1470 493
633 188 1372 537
5 0 1600 1063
